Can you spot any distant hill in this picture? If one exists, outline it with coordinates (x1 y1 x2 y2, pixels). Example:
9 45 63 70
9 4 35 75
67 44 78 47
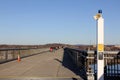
0 44 119 51
0 43 71 49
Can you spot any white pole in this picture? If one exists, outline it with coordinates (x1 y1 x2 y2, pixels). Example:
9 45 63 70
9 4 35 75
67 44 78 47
94 10 104 80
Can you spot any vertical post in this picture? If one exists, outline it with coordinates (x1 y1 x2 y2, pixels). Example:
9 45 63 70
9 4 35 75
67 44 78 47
76 52 78 66
12 50 15 59
94 10 104 80
5 50 8 60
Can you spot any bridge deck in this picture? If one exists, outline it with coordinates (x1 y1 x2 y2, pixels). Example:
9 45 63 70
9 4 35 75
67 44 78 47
0 49 82 80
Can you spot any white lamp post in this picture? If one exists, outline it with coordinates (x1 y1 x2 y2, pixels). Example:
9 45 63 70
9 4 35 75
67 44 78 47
94 10 104 80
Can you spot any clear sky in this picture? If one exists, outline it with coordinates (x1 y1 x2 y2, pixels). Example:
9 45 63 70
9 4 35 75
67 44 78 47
0 0 120 45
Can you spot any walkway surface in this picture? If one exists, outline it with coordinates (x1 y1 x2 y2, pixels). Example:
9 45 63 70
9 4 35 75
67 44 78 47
0 49 83 80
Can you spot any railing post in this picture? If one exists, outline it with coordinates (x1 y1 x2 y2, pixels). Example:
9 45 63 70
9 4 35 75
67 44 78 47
12 50 15 59
117 55 118 76
76 51 78 66
5 50 8 60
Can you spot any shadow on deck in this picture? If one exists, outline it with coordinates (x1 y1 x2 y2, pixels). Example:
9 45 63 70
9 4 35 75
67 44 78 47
54 49 86 80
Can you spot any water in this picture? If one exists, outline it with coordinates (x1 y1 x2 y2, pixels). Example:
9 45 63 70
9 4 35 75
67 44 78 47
90 64 120 75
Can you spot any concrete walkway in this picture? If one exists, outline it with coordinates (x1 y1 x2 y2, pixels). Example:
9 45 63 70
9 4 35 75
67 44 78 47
0 49 83 80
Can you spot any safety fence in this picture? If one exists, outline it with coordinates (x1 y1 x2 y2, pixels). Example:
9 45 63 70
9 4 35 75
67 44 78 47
0 48 49 63
64 47 120 80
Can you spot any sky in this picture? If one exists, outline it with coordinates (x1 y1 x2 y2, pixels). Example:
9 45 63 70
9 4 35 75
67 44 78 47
0 0 120 45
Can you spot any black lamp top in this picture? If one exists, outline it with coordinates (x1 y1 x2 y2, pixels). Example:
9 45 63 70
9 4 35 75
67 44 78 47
98 10 102 14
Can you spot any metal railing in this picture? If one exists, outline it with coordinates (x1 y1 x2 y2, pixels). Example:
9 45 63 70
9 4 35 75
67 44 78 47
64 47 120 80
64 48 88 80
104 51 120 80
0 48 49 63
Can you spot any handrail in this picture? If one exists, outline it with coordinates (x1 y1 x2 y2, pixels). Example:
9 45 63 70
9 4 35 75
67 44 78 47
0 47 45 51
0 48 29 51
64 47 120 80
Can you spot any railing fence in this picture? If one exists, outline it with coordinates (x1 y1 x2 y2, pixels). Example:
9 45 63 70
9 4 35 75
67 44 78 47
64 47 120 80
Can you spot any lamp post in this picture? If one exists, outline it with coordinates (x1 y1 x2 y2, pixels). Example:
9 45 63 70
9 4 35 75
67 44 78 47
94 10 104 80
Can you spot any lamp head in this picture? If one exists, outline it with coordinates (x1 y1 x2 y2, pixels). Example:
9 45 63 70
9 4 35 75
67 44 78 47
98 10 102 14
94 10 102 20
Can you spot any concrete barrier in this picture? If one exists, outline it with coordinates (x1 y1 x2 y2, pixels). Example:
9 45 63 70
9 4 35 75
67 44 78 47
0 48 49 63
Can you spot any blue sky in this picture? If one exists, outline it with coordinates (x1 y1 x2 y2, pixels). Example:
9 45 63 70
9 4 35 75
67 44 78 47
0 0 120 45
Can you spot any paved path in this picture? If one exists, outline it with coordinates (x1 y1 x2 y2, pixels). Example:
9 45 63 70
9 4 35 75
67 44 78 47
0 49 83 80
